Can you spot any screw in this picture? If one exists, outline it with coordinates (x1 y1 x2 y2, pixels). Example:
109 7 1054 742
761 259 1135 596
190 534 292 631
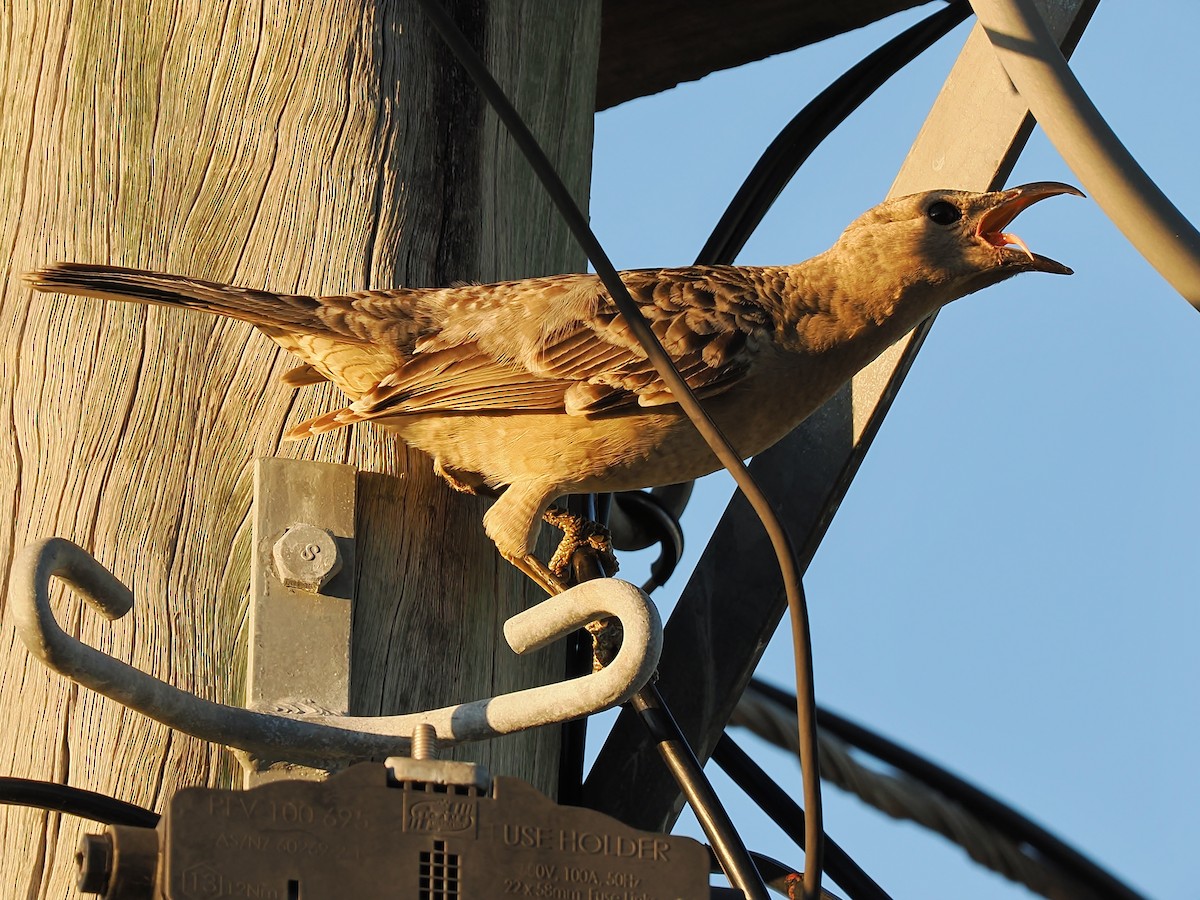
76 833 113 894
272 524 342 592
411 722 439 760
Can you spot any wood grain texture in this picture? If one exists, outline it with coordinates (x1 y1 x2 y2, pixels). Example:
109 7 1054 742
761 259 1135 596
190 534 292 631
0 1 600 895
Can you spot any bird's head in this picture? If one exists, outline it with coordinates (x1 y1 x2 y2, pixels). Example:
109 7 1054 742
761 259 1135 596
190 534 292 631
826 181 1084 321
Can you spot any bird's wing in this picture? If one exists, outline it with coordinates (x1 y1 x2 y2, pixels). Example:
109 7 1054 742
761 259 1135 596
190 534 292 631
286 267 783 437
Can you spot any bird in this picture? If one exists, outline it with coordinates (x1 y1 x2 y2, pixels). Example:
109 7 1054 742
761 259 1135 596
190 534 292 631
28 182 1082 594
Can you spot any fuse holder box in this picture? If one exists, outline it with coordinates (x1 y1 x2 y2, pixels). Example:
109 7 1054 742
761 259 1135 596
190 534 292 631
80 762 710 899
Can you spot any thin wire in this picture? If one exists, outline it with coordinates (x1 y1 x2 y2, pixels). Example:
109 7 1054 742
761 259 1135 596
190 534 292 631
410 2 822 895
630 685 770 900
747 680 1146 900
706 847 847 900
712 736 893 900
0 777 159 828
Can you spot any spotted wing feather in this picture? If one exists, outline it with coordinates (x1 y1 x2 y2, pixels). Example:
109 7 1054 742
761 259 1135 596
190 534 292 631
290 266 783 436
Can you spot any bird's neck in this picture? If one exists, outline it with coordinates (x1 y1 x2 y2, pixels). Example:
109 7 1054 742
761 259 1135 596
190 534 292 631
773 253 942 356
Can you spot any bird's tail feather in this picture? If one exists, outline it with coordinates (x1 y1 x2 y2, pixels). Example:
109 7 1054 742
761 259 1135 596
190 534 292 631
26 262 324 331
283 406 369 440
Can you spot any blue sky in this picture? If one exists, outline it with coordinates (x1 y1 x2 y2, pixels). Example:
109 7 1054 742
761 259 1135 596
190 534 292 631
588 3 1198 898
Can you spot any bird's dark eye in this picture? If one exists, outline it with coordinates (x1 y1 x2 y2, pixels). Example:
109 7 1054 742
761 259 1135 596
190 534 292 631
926 200 962 225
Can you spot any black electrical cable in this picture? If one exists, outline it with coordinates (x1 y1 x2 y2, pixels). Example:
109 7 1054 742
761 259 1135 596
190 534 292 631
557 626 591 806
410 2 821 895
698 0 971 266
610 489 685 593
567 533 750 893
748 679 1147 900
712 735 892 900
0 777 159 828
606 0 973 586
593 491 613 529
556 491 601 805
413 3 976 895
630 684 770 900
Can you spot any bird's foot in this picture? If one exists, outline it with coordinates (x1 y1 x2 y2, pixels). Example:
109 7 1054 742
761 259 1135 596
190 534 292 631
542 506 619 581
585 617 623 673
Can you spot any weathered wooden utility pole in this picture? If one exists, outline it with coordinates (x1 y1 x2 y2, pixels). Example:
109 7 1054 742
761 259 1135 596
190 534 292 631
0 2 599 895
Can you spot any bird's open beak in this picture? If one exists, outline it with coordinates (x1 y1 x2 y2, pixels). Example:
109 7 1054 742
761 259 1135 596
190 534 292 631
976 181 1084 275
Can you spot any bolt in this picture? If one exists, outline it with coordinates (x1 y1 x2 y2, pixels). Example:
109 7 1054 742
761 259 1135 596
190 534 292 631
272 524 342 592
411 722 439 760
76 833 113 894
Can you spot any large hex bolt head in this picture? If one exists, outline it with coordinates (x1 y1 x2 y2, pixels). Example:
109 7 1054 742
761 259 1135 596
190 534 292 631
272 524 342 592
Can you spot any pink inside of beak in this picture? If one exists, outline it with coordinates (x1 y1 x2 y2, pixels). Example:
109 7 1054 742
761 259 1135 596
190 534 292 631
974 183 1082 262
985 230 1035 261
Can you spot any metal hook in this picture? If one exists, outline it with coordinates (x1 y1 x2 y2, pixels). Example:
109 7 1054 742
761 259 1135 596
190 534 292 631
10 537 661 766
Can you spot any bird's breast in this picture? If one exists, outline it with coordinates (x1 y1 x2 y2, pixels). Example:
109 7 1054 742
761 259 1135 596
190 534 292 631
383 340 880 496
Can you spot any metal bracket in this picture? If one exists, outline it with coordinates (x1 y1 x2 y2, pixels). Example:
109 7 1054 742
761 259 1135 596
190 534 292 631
248 458 356 783
10 537 661 773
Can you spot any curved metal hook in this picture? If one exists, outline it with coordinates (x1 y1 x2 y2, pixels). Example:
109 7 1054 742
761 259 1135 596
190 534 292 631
11 537 661 765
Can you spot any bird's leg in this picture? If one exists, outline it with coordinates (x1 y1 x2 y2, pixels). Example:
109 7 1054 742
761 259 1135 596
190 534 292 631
542 506 619 581
481 483 573 596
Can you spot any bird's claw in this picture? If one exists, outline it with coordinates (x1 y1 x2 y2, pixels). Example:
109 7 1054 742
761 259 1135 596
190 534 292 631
585 617 623 672
542 507 619 581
